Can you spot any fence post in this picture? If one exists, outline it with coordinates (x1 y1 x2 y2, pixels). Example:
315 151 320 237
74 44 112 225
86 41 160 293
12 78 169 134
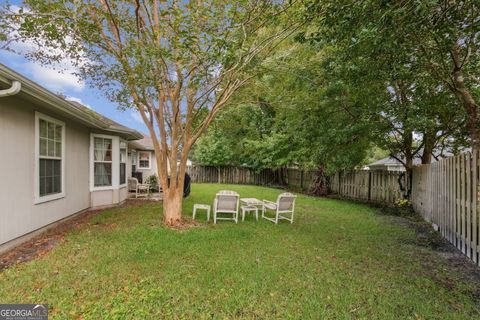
300 170 304 190
368 171 372 201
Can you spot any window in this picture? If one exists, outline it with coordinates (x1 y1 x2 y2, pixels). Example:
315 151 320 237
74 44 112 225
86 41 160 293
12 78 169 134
35 113 65 203
119 141 127 185
94 137 112 187
138 151 151 169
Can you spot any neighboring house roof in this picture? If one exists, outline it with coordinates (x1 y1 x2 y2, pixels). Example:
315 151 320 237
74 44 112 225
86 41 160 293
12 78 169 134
0 63 142 140
129 135 193 165
129 135 155 151
367 149 465 169
368 157 421 167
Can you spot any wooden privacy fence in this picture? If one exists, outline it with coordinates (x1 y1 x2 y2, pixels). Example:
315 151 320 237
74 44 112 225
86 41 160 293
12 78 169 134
186 166 318 190
285 168 316 190
187 165 406 202
329 170 407 203
412 151 480 265
186 166 283 186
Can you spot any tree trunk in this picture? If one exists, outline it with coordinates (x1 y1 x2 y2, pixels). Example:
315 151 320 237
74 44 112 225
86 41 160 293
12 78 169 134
310 165 328 196
162 186 184 225
278 167 287 185
450 44 480 148
452 71 480 148
421 130 436 164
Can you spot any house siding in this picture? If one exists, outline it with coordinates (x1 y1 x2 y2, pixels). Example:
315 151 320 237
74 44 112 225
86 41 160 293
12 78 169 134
0 95 129 249
0 95 90 246
90 187 128 208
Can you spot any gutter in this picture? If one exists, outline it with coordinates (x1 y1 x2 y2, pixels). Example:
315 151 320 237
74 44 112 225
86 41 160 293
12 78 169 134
0 64 142 140
0 80 21 97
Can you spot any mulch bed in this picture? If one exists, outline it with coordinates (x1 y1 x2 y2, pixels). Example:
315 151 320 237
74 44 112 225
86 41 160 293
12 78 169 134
0 200 156 271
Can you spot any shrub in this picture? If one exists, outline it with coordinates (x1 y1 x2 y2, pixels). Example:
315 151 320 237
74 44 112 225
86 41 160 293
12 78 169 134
145 175 158 192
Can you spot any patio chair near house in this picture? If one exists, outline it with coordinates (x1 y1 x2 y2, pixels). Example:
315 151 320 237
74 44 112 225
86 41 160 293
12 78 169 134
128 177 150 198
262 193 297 224
213 190 240 224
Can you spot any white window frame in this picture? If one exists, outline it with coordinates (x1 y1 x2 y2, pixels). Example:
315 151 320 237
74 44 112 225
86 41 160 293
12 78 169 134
90 134 120 191
131 150 137 166
34 112 66 204
119 140 127 187
137 151 152 170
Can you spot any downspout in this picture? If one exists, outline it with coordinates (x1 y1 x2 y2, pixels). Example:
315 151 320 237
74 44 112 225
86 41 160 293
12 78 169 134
0 80 21 97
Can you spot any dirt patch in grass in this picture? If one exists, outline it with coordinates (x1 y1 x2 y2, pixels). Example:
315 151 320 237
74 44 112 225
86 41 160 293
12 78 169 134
377 205 480 306
165 218 202 231
0 200 157 271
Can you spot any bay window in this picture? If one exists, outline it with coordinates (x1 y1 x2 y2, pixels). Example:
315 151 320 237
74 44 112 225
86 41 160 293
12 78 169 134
90 134 128 191
120 141 127 185
93 137 113 187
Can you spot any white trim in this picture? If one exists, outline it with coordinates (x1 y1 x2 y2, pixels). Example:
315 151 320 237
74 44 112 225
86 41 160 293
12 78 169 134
34 112 66 204
131 149 137 166
137 151 152 170
119 139 127 187
90 133 120 191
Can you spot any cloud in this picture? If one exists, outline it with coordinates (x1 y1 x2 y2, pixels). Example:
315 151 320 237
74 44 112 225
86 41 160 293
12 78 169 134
65 96 91 109
25 63 85 92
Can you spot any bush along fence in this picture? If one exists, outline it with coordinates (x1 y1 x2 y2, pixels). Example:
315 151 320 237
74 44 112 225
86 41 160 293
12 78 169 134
412 151 480 266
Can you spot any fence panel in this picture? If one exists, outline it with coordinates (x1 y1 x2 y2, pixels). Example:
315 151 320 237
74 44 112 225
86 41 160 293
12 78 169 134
187 166 287 187
412 151 480 266
187 166 321 191
328 170 405 204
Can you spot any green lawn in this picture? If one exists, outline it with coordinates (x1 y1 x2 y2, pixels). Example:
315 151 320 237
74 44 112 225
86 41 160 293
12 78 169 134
0 184 479 319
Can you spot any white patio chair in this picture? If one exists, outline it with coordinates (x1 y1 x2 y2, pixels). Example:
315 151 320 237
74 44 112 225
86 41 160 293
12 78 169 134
262 193 297 224
127 177 150 198
213 190 240 224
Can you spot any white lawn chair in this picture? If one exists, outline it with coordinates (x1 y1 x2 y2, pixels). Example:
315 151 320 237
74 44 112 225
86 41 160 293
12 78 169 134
262 193 297 224
128 177 150 198
213 190 240 224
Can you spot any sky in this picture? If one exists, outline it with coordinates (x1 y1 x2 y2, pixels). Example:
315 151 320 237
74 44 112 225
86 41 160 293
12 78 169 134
0 1 149 134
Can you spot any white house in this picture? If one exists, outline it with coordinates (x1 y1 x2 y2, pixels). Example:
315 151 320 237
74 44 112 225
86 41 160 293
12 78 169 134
0 63 144 253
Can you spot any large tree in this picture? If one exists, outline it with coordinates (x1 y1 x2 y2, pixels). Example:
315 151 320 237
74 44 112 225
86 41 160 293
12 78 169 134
0 0 300 225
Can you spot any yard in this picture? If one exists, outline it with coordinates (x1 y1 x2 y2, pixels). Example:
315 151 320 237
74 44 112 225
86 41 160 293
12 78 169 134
0 184 479 319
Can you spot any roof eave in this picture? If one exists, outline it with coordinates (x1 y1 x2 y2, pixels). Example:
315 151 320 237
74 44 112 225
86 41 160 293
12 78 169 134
0 64 141 140
107 125 144 140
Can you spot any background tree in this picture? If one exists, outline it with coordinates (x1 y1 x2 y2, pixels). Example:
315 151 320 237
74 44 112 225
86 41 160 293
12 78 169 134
305 0 478 148
193 39 375 194
0 0 300 225
301 0 469 173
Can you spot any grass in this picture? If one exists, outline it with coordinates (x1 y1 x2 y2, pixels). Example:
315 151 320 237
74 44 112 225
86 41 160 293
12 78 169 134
0 183 479 319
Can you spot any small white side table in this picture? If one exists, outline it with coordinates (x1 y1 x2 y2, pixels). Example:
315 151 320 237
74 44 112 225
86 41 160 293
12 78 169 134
193 204 211 221
241 205 259 221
